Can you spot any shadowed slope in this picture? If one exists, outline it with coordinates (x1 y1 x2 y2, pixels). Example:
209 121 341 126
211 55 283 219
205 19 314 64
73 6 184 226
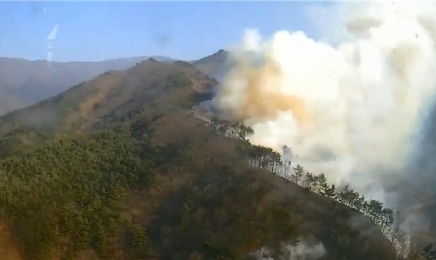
192 49 232 81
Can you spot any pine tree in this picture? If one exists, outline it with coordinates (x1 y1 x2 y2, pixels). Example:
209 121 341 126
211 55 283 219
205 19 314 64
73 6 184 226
292 164 303 184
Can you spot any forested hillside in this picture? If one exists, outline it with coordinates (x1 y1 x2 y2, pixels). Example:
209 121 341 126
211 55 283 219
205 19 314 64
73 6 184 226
0 59 397 260
0 112 396 260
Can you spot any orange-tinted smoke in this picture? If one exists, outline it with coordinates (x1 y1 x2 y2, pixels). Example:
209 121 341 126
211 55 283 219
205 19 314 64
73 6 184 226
221 55 313 125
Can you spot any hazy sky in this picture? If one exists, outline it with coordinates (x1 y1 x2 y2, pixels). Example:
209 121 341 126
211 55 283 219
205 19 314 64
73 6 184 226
0 1 336 62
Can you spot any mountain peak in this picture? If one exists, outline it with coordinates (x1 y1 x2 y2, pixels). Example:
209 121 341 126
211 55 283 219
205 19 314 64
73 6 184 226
196 49 228 64
191 49 231 81
216 49 227 55
147 57 159 63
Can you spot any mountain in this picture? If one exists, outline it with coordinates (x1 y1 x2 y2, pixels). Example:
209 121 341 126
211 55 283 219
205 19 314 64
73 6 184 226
0 58 214 158
191 49 231 81
0 48 229 117
0 59 396 260
0 56 173 116
191 49 436 250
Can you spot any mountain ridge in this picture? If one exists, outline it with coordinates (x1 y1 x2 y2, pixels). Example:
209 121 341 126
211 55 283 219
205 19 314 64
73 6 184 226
191 49 231 81
0 58 216 158
0 49 230 116
0 52 399 260
0 55 174 115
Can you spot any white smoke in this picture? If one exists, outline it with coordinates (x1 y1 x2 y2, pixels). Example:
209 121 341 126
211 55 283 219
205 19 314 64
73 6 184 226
250 239 326 260
285 241 326 260
213 0 436 234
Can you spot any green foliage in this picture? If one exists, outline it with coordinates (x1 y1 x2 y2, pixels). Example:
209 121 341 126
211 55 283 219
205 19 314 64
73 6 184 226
125 223 150 259
212 117 398 258
127 225 148 248
168 72 192 88
0 124 156 259
0 111 397 260
292 164 304 184
147 165 298 260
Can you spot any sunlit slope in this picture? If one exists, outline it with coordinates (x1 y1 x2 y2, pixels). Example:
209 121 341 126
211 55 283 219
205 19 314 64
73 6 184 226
0 56 173 115
0 59 216 158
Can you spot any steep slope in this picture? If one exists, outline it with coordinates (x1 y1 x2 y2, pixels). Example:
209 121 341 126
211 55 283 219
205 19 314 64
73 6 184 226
0 59 215 158
0 56 172 115
191 49 232 81
0 59 396 260
191 48 436 250
0 113 396 260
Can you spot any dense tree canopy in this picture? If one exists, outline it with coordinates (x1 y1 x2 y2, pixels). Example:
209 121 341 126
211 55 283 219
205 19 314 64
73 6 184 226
0 112 398 260
0 61 401 260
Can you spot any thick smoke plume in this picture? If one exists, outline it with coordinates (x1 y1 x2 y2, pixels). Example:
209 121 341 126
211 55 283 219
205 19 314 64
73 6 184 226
213 1 436 235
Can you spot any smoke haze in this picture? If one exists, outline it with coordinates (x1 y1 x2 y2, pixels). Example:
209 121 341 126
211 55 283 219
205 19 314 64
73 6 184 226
213 0 436 236
250 238 326 260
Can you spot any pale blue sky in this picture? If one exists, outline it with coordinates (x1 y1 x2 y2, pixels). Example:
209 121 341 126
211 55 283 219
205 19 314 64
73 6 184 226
0 1 335 62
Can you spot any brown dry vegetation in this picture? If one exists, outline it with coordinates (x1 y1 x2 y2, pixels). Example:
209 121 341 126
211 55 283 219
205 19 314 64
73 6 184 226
0 59 397 260
0 225 22 260
0 56 173 115
0 59 216 158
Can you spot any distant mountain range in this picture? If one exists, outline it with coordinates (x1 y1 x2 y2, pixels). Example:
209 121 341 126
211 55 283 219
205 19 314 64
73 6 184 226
0 55 174 115
0 50 230 116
